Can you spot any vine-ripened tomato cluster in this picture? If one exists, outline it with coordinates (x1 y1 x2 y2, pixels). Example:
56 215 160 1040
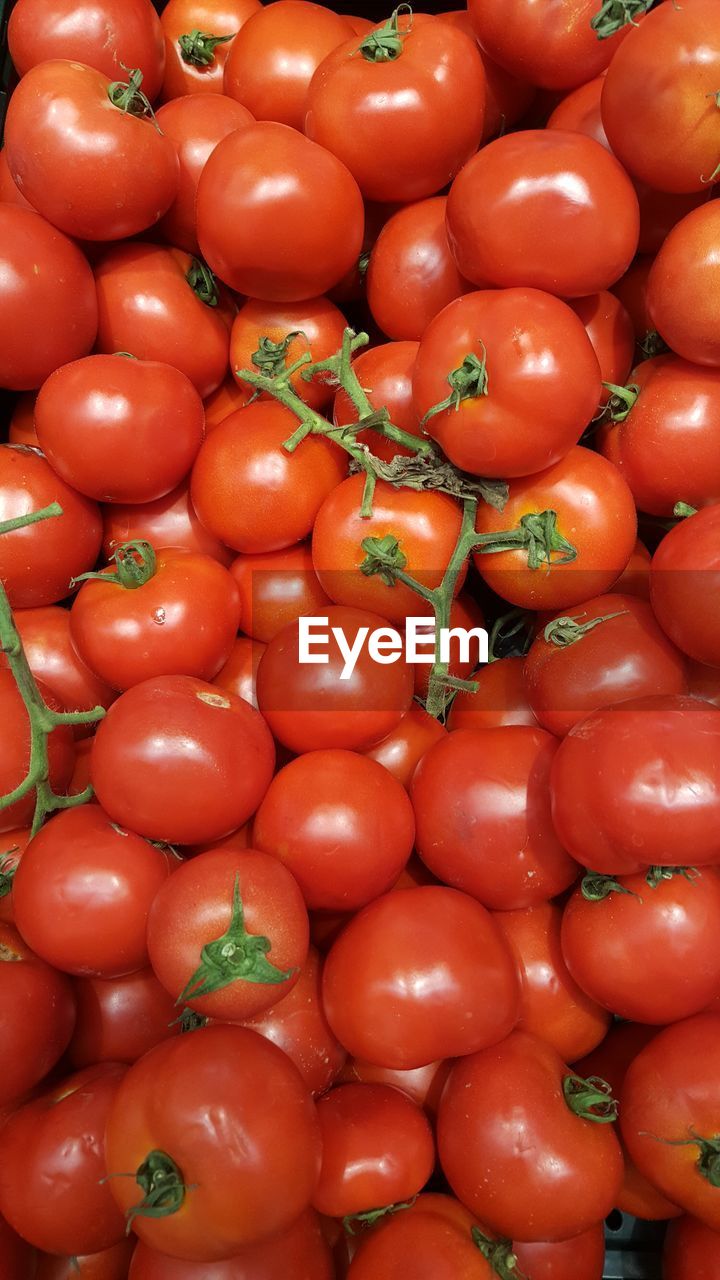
1 1 720 1278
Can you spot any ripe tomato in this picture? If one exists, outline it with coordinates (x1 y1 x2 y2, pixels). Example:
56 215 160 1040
8 0 165 99
68 968 180 1069
610 252 655 344
91 675 275 844
160 0 260 100
0 1063 127 1255
229 542 331 643
551 695 720 874
0 670 74 833
650 504 720 667
493 901 610 1063
256 606 415 753
0 828 30 925
338 1058 451 1120
473 447 637 611
647 202 720 367
436 10 536 143
523 592 687 737
223 1 352 130
447 655 537 731
610 538 651 600
547 75 608 149
197 122 364 300
105 1025 322 1259
203 375 250 430
0 147 33 209
35 1240 136 1280
0 921 75 1106
7 606 116 733
332 341 422 463
566 291 635 405
7 392 38 447
322 886 520 1069
128 1210 333 1280
0 207 97 391
13 805 170 977
253 749 414 911
362 703 446 789
345 1194 498 1280
1 1214 37 1280
94 242 234 399
4 61 178 241
512 1226 606 1280
212 635 264 708
437 1031 623 1241
413 289 601 478
447 131 639 297
664 1216 720 1280
230 295 348 412
366 197 470 342
103 480 233 568
155 94 254 254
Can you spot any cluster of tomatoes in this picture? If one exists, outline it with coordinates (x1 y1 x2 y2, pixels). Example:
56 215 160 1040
1 0 720 1277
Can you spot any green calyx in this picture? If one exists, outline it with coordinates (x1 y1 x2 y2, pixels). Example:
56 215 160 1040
178 28 236 66
127 1150 186 1228
644 865 698 889
639 330 669 358
603 381 639 422
590 0 653 40
488 608 535 662
471 1228 527 1280
70 540 157 591
581 871 642 903
186 258 219 308
421 344 489 426
344 1197 417 1235
177 873 296 1006
563 1073 619 1123
355 5 413 62
474 509 578 571
252 332 306 380
0 848 18 899
359 534 408 587
108 68 158 128
170 1006 209 1033
543 609 628 649
674 501 698 519
640 1128 720 1187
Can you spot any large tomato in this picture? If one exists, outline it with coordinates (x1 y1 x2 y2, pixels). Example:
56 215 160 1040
103 480 233 568
437 10 536 143
647 202 720 367
160 0 260 100
35 1240 136 1280
7 606 116 733
338 1057 450 1120
68 968 180 1069
650 504 720 667
0 670 74 833
104 1025 322 1259
332 341 422 463
0 921 75 1106
663 1216 720 1280
229 542 331 643
512 1227 606 1280
128 1210 333 1280
345 1194 501 1280
229 295 348 412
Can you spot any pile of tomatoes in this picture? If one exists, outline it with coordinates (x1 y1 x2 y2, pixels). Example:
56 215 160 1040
1 0 720 1276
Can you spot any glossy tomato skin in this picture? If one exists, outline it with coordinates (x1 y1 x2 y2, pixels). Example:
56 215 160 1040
8 606 116 734
94 243 234 399
413 289 601 478
4 61 178 241
103 480 233 567
338 1057 450 1120
551 695 720 874
366 197 470 341
345 1193 495 1280
90 675 275 844
663 1216 720 1280
447 655 537 731
0 671 74 833
547 75 608 149
0 828 30 924
253 749 414 911
512 1226 606 1280
128 1210 333 1280
650 505 720 667
191 401 346 554
412 728 578 910
212 635 264 708
322 886 520 1069
567 291 635 405
0 1213 37 1280
197 122 364 300
229 542 331 643
223 1 352 130
0 922 76 1106
437 1031 623 1241
333 341 422 462
7 391 38 446
447 132 639 297
473 447 638 611
35 1240 136 1280
647 202 720 367
160 0 260 100
0 148 33 210
437 10 535 143
362 703 446 790
230 295 348 412
256 606 414 754
467 0 632 91
13 806 171 977
8 0 164 98
0 206 97 390
68 968 180 1068
203 375 250 430
105 1025 322 1260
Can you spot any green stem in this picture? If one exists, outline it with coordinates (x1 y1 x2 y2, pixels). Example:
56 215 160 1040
354 4 413 61
108 68 160 131
186 258 219 308
343 1197 417 1235
590 0 653 39
471 1229 528 1280
70 540 157 590
674 501 698 519
126 1151 187 1228
563 1073 618 1123
581 871 642 903
639 1128 720 1187
543 610 628 648
603 381 639 423
178 28 236 66
420 343 489 427
644 865 698 889
474 510 578 570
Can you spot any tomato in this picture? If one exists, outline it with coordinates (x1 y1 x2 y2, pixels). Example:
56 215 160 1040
13 805 170 977
362 703 446 790
610 253 655 345
212 635 264 708
311 474 464 622
611 537 651 600
437 1030 623 1241
493 902 609 1063
547 75 608 149
155 94 254 255
332 341 422 463
566 291 635 406
197 122 364 300
229 542 331 643
601 0 720 193
105 1025 321 1259
512 1227 606 1280
0 828 30 924
0 207 97 391
650 505 720 667
621 1013 720 1229
0 921 75 1106
230 295 348 412
338 1058 450 1121
0 147 33 209
413 289 600 478
9 0 164 97
447 655 537 731
256 605 415 754
4 61 178 241
223 1 352 130
103 480 233 568
94 242 234 399
447 131 639 297
467 0 632 91
36 1240 136 1280
203 376 250 431
664 1216 720 1280
7 391 38 447
551 694 720 874
160 0 260 100
436 11 535 143
410 594 486 710
322 885 520 1069
524 592 687 737
366 197 470 342
253 749 414 911
647 202 720 367
69 968 180 1069
0 670 74 833
636 185 711 257
0 1063 127 1255
91 675 275 844
0 1212 37 1280
128 1211 333 1280
345 1194 497 1280
7 606 116 733
473 446 638 611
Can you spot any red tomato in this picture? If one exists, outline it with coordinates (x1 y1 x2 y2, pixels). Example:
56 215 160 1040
610 253 656 345
689 660 720 709
197 122 364 300
128 1211 333 1280
256 606 415 754
103 480 233 568
650 505 720 666
0 147 33 209
1 1214 37 1280
447 131 639 297
68 968 180 1069
0 921 75 1106
566 291 635 406
105 1025 322 1259
366 198 470 342
447 656 538 731
612 537 651 600
13 805 170 977
94 242 234 399
8 0 164 99
203 375 250 431
223 1 352 130
212 635 264 708
229 541 331 643
322 886 520 1069
664 1216 720 1280
7 391 38 447
91 675 275 844
0 207 97 391
647 202 720 366
437 1031 623 1241
160 0 260 100
36 1240 136 1280
0 828 30 925
0 670 74 833
551 695 720 874
4 61 178 241
636 185 711 257
512 1226 606 1280
413 289 601 478
547 75 608 148
338 1058 451 1121
473 446 637 611
362 703 446 790
230 295 348 412
7 606 116 734
345 1193 498 1280
332 341 422 463
436 10 535 143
